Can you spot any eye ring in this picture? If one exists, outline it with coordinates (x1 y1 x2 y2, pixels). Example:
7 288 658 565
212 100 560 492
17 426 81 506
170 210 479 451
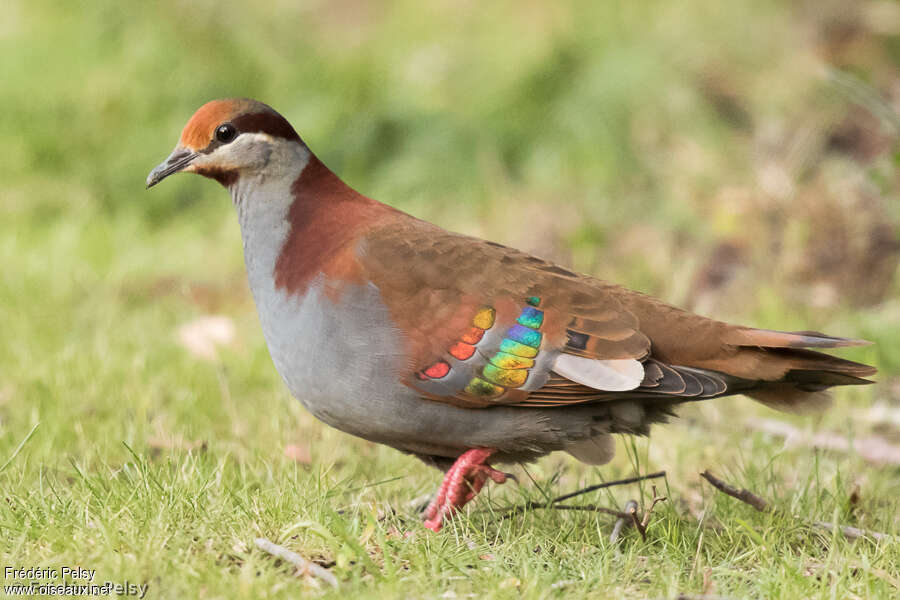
215 123 237 143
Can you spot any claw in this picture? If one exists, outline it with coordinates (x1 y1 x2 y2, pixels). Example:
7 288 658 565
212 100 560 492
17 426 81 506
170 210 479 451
501 471 519 485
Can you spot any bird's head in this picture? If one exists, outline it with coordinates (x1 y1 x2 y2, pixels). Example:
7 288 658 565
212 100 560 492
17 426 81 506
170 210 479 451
146 98 304 189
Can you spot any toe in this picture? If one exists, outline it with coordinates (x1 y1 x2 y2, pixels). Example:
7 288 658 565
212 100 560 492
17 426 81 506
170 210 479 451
423 517 443 532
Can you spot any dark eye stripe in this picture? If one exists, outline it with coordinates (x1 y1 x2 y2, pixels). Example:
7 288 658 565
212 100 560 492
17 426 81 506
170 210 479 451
199 112 300 154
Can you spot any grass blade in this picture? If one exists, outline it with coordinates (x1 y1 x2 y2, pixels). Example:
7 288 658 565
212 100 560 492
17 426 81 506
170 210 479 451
0 422 40 475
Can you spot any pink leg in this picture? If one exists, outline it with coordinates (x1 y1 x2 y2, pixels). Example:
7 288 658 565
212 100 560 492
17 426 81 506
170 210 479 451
422 448 509 532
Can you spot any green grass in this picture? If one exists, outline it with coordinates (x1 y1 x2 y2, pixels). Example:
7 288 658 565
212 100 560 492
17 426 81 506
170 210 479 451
1 0 898 598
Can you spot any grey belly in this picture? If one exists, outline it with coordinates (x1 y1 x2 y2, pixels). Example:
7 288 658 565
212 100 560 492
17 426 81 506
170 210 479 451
253 280 650 463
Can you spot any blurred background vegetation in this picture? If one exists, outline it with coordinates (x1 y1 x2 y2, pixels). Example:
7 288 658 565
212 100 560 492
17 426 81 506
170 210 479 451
0 0 898 597
4 0 898 349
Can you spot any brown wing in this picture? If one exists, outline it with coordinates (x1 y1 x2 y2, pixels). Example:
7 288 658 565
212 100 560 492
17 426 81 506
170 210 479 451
355 219 656 407
356 217 875 411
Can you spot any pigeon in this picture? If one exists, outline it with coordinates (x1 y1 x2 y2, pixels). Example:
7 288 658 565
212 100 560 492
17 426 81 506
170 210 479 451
147 99 876 531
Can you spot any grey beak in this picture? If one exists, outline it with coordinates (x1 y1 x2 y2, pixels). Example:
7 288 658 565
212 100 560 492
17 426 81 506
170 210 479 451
146 148 199 188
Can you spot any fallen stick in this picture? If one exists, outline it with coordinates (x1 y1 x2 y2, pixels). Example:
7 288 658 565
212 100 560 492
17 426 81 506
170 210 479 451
700 470 769 512
255 537 339 588
500 470 666 516
551 470 667 504
494 471 668 542
812 521 894 543
635 485 668 540
699 471 894 543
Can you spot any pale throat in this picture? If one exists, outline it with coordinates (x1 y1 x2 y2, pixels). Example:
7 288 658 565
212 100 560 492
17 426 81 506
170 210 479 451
229 141 311 295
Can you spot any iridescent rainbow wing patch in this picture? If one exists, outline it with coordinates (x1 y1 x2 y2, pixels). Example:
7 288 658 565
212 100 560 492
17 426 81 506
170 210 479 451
415 298 549 403
415 307 495 383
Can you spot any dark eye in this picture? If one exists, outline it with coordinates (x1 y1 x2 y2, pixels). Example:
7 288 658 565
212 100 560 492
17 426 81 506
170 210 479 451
215 123 237 143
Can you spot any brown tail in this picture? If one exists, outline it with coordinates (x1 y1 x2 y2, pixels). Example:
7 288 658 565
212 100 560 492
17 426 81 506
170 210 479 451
729 328 876 413
525 326 875 412
724 327 873 349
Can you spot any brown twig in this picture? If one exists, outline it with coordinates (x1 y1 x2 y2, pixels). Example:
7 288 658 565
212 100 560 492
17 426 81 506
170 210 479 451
255 537 339 588
492 471 666 536
700 470 769 512
498 470 666 518
642 485 668 528
699 470 894 543
628 501 642 533
550 470 667 504
813 521 894 542
633 485 668 540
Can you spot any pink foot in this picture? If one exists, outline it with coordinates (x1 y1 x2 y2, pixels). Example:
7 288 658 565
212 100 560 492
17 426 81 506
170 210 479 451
422 448 509 532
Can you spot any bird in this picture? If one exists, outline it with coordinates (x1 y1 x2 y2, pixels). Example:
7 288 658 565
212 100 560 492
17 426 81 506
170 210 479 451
147 98 876 532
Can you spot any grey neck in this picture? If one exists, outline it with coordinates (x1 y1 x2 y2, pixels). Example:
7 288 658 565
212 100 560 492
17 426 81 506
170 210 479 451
229 143 311 297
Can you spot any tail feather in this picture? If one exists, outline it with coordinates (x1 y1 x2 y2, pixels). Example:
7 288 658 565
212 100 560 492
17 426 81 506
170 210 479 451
525 323 875 415
727 327 872 349
781 368 874 389
746 386 833 414
762 347 877 379
734 330 875 414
